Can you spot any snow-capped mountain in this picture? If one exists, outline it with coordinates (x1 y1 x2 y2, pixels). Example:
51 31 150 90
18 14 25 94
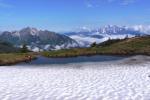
0 27 79 51
65 25 145 47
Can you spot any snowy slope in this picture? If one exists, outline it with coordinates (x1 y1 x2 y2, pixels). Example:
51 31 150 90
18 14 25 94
0 56 150 100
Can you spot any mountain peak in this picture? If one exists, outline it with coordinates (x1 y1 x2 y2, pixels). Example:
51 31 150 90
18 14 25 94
21 27 38 32
20 27 39 36
0 27 79 51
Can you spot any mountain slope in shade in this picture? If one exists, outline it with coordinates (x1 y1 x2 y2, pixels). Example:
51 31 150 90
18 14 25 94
0 40 20 53
65 25 144 47
0 27 79 51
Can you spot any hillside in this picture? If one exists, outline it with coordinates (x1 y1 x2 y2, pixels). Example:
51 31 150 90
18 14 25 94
43 36 150 57
0 41 20 53
96 35 150 55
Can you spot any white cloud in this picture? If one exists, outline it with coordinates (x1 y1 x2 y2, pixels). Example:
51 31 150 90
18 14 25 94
121 0 136 5
85 0 94 8
85 0 100 8
70 35 106 47
0 0 13 8
87 3 93 8
84 0 137 8
108 0 137 5
132 25 150 34
107 0 116 3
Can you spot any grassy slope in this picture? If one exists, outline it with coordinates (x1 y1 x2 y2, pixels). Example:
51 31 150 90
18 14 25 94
42 36 150 57
0 53 37 66
97 36 150 55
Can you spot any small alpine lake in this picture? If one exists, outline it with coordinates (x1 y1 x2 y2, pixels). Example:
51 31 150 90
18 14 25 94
17 55 129 66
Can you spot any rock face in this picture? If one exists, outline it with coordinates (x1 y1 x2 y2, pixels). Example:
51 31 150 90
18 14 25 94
65 25 144 47
0 27 79 51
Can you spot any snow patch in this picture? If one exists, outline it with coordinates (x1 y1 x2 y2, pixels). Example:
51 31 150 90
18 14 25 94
0 58 150 100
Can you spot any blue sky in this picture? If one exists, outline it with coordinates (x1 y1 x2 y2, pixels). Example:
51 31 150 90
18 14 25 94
0 0 149 32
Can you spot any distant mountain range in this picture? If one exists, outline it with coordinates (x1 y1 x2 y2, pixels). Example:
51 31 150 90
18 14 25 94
65 25 146 47
0 25 148 52
0 27 79 51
